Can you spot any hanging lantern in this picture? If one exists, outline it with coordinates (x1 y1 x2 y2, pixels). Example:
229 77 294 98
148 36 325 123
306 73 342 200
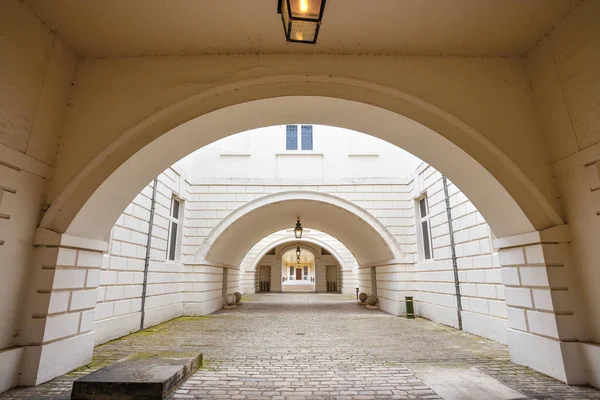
294 217 303 239
277 0 327 44
296 246 301 258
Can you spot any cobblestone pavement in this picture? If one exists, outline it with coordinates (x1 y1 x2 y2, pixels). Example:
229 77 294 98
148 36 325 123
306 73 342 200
2 293 600 399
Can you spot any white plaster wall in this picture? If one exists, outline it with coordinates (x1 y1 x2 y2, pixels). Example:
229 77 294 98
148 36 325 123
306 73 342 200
410 164 507 343
43 50 563 239
375 264 413 316
526 0 600 344
181 265 224 316
341 269 358 296
95 167 187 344
226 268 240 296
183 181 414 264
0 0 76 391
178 126 422 181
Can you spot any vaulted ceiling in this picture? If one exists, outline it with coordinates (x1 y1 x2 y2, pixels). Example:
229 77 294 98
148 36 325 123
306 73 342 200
23 0 578 57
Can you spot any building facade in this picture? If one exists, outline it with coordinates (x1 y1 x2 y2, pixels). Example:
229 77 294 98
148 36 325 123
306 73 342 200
94 125 506 348
1 0 599 392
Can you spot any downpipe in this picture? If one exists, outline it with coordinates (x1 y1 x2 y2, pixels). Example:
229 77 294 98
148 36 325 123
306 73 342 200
140 178 158 331
442 175 463 330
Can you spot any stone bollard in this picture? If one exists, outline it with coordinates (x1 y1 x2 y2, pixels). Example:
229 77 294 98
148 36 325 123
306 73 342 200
234 292 242 304
366 295 379 310
358 292 368 305
224 293 237 310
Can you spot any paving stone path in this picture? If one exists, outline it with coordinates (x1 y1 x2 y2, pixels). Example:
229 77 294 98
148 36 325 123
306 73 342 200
2 293 600 399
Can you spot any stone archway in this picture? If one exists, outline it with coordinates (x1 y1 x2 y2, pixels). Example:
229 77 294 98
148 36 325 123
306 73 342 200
41 74 561 242
197 190 403 268
22 80 579 386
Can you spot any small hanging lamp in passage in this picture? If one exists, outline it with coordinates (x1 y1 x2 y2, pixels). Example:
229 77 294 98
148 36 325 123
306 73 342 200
294 217 303 239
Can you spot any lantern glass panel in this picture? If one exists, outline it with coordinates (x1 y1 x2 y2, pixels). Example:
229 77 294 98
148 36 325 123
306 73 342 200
289 21 318 42
288 0 323 19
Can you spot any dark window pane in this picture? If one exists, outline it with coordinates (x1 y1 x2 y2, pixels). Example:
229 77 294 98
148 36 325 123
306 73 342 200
301 125 313 150
419 198 427 218
286 125 298 150
304 266 308 275
422 221 431 259
289 266 294 276
168 222 178 260
172 199 180 219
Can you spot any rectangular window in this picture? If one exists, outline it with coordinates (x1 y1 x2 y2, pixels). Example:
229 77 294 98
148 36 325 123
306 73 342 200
167 197 182 261
286 125 298 150
417 197 433 260
303 266 308 275
301 125 313 150
289 266 294 277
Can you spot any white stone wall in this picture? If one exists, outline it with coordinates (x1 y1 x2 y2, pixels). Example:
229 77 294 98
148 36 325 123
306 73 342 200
225 268 240 296
95 167 187 344
178 126 422 182
183 181 414 263
0 163 47 352
341 269 358 297
358 268 373 297
410 164 507 343
525 0 600 347
374 264 413 316
93 161 510 347
181 265 224 316
0 1 76 391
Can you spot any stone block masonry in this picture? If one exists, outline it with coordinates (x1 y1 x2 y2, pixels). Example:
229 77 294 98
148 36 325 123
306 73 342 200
409 164 507 343
86 160 593 389
17 229 107 386
183 181 415 264
495 226 587 384
95 168 188 344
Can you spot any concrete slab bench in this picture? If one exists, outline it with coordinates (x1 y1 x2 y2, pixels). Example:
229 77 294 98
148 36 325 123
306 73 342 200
71 352 202 400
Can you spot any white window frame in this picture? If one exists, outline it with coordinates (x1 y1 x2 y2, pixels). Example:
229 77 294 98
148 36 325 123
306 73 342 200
285 124 313 151
166 196 184 262
416 195 434 261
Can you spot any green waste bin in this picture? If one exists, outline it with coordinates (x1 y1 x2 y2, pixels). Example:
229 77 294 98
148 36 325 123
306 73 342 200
405 296 415 319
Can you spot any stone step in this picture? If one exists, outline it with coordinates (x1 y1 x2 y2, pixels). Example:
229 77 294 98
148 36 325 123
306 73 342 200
71 352 202 400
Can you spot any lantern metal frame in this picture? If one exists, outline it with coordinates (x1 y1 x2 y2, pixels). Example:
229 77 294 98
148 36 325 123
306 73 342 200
277 0 327 45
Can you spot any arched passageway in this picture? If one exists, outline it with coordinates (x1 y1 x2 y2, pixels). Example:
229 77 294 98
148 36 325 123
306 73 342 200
49 93 553 242
198 190 403 267
279 246 317 292
2 0 599 395
21 97 585 387
239 229 357 297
